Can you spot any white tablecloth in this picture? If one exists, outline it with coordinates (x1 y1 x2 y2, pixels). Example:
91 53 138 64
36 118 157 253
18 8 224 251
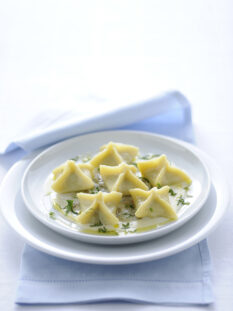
0 1 233 310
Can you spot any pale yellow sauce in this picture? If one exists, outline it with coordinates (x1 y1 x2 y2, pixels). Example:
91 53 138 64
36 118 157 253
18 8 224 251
42 153 197 236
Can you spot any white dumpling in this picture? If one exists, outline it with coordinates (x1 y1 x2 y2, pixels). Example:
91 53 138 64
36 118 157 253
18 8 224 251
130 186 177 220
137 155 192 187
100 163 148 195
51 160 94 193
76 191 122 226
100 142 139 162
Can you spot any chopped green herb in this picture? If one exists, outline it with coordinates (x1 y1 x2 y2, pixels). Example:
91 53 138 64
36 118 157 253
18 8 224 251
139 177 152 188
89 186 100 194
140 177 150 183
129 162 137 167
128 229 137 233
122 212 135 218
82 155 91 163
49 211 55 219
98 226 107 233
125 204 134 209
122 222 130 229
139 154 160 160
149 207 153 212
177 195 190 206
139 155 148 160
156 183 162 189
169 188 177 196
64 200 79 215
70 155 79 162
90 221 103 227
184 186 190 191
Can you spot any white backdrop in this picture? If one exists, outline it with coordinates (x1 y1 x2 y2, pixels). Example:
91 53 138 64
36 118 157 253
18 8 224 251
0 1 233 310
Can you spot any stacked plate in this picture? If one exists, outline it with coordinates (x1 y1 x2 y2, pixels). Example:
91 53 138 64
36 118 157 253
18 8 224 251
0 131 229 264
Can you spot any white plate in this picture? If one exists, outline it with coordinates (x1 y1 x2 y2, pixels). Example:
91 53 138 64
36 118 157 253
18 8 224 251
21 131 211 245
0 141 229 264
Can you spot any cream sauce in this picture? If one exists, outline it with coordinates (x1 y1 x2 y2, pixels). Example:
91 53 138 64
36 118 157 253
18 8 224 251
42 153 198 236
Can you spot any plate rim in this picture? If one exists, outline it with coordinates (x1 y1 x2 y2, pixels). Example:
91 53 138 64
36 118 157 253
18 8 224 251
20 130 211 245
0 140 230 264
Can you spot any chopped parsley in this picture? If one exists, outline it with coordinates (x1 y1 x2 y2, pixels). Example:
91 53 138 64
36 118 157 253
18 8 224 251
140 177 150 183
64 200 79 215
184 186 190 191
89 186 100 194
49 211 55 219
125 204 134 209
70 155 79 162
128 229 137 233
122 212 135 218
98 227 107 233
90 221 103 227
129 162 137 167
82 155 92 163
177 195 190 206
139 154 160 160
169 188 177 196
156 183 162 189
140 177 152 188
149 207 153 212
122 222 130 229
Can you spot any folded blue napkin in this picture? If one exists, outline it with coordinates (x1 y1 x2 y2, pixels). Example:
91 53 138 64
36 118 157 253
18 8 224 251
15 91 213 305
1 91 192 154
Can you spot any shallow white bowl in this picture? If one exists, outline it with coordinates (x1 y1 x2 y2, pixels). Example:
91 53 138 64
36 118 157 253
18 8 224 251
21 130 210 245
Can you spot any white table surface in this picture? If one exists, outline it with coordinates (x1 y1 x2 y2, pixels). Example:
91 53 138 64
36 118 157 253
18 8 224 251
0 1 233 310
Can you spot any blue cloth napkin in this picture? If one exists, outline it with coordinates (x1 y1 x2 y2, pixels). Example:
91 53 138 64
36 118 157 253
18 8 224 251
1 91 192 154
15 91 213 305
